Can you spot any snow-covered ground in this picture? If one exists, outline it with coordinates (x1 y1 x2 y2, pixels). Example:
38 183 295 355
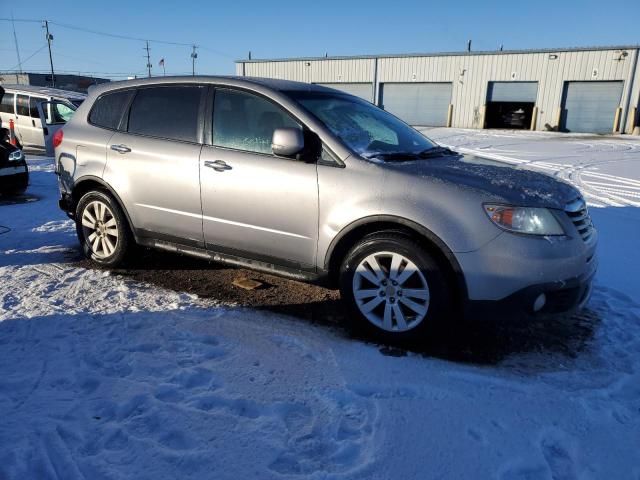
1 135 640 479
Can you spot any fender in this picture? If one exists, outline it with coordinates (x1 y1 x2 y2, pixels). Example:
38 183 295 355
71 175 140 243
324 214 468 300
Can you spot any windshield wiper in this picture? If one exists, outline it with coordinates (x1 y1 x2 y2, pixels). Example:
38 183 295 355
363 146 458 162
363 151 421 161
416 146 457 158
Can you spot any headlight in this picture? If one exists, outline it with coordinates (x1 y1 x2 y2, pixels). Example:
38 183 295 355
484 204 565 235
8 150 23 162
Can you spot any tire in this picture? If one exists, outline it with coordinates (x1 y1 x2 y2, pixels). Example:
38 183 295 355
339 232 452 344
75 190 132 267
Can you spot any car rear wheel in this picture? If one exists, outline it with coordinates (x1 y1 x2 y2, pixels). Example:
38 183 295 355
76 190 132 267
339 232 451 343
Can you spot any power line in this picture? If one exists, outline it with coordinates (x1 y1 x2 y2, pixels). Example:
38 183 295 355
6 44 48 71
0 18 42 23
49 21 194 47
0 17 234 58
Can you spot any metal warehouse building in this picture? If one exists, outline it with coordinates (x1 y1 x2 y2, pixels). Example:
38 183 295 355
236 45 640 135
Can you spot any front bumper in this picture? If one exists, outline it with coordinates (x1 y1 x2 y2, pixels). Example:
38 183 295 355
464 264 596 320
0 162 29 194
456 226 597 319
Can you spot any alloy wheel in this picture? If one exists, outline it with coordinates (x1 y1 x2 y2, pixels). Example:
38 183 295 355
81 200 119 258
352 251 430 332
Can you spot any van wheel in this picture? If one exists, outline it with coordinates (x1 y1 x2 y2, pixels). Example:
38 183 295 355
339 232 451 344
75 190 132 267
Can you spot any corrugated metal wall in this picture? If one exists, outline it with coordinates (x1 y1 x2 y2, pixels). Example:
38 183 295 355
237 47 640 134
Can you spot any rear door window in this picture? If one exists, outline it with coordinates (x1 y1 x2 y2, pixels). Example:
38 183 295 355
30 97 46 118
16 95 29 116
89 90 134 130
127 85 204 143
212 88 300 154
0 92 14 114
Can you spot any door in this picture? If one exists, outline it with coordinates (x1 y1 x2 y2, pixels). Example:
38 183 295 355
37 100 77 156
14 94 34 146
200 88 319 268
15 95 47 147
102 85 206 246
485 81 538 129
316 83 374 102
380 82 453 126
561 81 623 133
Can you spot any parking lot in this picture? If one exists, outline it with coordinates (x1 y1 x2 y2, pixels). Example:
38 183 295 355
2 130 640 479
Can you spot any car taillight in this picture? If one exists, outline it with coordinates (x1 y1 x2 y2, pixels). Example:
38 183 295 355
53 129 64 148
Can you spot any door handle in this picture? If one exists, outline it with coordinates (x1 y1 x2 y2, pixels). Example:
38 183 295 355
32 119 36 127
204 159 232 172
110 144 131 154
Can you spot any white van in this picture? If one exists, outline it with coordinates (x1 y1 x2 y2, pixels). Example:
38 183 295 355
0 85 86 150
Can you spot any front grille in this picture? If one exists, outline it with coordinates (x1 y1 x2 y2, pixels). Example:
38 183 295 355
565 197 594 242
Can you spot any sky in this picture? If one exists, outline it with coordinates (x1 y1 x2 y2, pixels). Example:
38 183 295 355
1 0 639 79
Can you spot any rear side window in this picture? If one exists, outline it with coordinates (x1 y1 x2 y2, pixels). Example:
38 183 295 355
30 97 46 118
127 86 203 142
16 95 29 116
89 90 134 130
0 92 14 114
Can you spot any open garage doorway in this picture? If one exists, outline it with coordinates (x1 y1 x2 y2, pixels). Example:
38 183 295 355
485 81 538 129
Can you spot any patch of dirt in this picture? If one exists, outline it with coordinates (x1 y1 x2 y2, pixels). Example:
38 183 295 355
77 247 600 368
79 248 344 327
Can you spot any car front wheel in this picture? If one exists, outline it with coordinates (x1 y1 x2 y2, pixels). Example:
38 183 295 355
339 232 451 343
75 190 131 267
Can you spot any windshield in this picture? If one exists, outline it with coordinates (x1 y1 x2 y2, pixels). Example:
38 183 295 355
285 90 437 160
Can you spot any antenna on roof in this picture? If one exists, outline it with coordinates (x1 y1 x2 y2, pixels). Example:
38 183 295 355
248 51 252 60
499 44 504 51
467 40 472 52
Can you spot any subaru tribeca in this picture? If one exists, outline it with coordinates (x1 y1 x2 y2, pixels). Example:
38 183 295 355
55 77 597 341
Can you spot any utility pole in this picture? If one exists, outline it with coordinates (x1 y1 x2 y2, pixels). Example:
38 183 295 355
11 12 22 74
44 20 55 87
145 41 152 77
190 45 198 76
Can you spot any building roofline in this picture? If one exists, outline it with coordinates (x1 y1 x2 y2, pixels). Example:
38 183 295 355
236 44 640 63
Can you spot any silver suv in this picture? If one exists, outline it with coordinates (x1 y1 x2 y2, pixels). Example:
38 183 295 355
56 77 597 341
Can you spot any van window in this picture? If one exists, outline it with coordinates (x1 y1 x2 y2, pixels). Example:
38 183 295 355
212 89 300 154
128 86 203 142
30 97 47 118
0 92 14 114
16 95 29 116
89 90 134 130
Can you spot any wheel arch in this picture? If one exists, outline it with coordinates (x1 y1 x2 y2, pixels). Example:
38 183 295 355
71 175 139 243
324 215 468 306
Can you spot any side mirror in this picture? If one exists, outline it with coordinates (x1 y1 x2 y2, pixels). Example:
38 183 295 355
272 127 304 157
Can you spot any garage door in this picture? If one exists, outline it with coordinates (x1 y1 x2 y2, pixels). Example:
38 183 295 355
316 83 373 102
485 82 538 129
487 82 538 102
561 81 623 133
380 83 453 126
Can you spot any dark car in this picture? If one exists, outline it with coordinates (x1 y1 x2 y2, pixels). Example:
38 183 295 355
0 128 29 196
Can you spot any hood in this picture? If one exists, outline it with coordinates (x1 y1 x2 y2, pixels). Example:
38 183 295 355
385 153 580 209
